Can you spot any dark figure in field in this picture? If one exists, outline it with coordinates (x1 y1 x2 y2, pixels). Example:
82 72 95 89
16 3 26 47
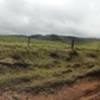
71 38 75 51
27 36 31 47
70 37 76 51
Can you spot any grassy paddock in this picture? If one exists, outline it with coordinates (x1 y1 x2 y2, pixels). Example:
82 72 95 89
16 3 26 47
0 36 99 94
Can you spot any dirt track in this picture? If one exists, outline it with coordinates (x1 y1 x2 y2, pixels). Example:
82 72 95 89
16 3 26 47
0 80 100 100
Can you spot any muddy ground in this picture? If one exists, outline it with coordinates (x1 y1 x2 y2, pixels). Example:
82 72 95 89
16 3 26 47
0 79 100 100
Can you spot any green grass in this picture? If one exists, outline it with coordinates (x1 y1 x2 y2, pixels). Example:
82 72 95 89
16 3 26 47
0 36 99 94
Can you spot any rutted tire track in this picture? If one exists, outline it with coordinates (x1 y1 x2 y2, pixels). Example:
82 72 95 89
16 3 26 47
0 80 100 100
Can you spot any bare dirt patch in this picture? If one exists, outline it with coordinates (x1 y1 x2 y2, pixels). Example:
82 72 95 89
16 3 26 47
0 79 100 100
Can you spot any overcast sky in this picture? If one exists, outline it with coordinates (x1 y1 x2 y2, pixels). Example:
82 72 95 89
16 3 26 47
0 0 100 37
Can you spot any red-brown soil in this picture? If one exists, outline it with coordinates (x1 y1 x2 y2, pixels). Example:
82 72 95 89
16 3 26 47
0 80 100 100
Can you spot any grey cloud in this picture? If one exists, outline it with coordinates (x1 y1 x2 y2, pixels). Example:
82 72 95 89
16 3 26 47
0 0 100 37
